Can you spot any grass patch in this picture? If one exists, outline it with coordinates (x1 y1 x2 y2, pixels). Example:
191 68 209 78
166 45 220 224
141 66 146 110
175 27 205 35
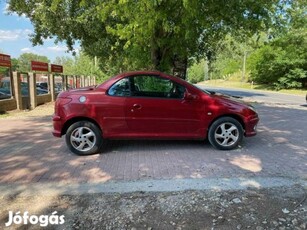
0 111 10 118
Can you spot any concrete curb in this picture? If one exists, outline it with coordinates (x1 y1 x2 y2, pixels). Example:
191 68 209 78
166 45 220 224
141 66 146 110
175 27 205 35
1 177 306 197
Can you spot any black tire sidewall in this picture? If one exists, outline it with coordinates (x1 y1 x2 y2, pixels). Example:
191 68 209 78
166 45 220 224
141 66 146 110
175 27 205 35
65 121 103 155
208 117 243 150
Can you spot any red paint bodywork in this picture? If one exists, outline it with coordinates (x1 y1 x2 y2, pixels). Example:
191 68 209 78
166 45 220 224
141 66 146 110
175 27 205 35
53 71 259 141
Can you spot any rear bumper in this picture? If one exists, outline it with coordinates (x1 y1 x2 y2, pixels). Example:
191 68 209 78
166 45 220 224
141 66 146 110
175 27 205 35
244 115 259 137
52 115 63 137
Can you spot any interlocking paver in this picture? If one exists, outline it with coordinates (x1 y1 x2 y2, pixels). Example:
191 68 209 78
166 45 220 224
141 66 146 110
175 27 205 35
0 103 306 184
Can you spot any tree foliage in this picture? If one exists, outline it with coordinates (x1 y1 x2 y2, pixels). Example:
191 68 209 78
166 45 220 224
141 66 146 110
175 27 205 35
210 35 246 79
54 56 75 75
187 59 205 84
248 0 307 89
188 32 266 82
17 53 50 72
191 0 307 89
54 52 108 83
249 29 307 89
8 0 283 77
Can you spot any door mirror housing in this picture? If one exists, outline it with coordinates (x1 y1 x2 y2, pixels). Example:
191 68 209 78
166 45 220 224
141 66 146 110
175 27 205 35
184 91 197 100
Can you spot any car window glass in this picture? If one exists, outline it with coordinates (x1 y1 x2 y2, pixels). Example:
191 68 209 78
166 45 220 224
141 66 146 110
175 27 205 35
132 75 185 99
108 78 130 96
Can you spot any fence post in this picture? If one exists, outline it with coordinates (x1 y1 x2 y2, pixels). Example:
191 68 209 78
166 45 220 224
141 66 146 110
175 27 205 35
81 75 85 87
12 72 23 110
87 76 90 86
63 75 67 90
72 75 76 88
50 74 56 102
28 72 37 110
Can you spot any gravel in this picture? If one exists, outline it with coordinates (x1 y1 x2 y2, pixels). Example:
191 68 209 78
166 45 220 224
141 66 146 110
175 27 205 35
0 184 306 230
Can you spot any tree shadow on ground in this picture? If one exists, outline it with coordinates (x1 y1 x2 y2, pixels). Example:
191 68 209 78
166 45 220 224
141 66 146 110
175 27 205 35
0 104 306 185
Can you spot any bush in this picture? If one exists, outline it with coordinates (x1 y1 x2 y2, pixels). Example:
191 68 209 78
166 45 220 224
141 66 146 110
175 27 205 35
249 29 307 89
187 60 205 83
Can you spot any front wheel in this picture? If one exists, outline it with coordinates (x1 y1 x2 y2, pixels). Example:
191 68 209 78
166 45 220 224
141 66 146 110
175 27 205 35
208 117 243 150
65 121 103 155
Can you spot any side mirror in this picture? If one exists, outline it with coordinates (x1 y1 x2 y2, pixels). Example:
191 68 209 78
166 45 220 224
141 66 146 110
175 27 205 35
184 91 197 100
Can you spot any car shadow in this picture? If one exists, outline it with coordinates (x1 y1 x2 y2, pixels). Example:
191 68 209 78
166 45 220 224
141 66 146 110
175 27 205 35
101 139 209 154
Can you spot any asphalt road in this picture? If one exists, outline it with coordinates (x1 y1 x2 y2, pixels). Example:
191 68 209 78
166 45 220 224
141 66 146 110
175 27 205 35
197 85 307 106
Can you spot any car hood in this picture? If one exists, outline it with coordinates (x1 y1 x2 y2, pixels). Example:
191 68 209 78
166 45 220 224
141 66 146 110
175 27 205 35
210 92 251 107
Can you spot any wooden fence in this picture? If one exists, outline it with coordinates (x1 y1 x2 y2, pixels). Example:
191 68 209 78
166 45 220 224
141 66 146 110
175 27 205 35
0 72 96 112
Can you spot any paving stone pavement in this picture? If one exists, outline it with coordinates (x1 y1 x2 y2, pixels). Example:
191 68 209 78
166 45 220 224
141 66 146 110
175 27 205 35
0 103 306 184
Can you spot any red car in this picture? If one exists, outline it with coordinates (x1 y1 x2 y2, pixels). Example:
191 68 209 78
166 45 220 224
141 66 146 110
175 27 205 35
53 71 259 155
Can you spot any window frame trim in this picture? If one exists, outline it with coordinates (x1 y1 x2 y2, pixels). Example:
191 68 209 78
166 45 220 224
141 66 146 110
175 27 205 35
106 74 187 100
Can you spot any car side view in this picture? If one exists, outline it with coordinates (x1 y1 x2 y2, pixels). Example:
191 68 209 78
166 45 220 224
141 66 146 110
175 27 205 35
52 71 259 155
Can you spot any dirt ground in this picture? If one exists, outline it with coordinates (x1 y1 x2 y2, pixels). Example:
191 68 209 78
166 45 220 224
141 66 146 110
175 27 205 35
0 102 54 118
0 185 306 230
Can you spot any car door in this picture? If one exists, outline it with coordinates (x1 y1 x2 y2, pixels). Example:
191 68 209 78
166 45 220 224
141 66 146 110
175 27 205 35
124 74 203 138
100 77 130 137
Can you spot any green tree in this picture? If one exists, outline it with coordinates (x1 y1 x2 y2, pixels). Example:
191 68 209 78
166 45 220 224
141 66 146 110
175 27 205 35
55 52 108 83
248 0 307 89
187 59 205 83
208 30 274 81
249 29 307 89
210 35 244 80
8 0 284 78
11 58 19 71
17 53 50 72
54 56 75 75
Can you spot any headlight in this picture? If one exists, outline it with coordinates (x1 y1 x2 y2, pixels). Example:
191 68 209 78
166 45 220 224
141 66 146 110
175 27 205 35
248 105 257 113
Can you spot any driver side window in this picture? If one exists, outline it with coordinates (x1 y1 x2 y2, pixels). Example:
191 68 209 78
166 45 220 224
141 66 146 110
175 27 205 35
108 78 130 97
131 75 185 99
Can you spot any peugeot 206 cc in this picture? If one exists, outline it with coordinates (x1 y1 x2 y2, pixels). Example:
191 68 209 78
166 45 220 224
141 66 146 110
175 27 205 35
53 71 259 155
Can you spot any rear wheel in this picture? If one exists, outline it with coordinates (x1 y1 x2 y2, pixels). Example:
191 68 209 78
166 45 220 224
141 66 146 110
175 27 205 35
208 117 243 150
65 121 103 155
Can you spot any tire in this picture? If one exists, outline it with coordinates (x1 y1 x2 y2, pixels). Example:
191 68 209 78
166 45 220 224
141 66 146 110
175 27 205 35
65 121 103 155
208 117 243 150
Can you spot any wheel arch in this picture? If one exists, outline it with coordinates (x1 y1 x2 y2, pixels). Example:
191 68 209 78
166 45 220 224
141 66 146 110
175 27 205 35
207 114 245 134
61 117 102 136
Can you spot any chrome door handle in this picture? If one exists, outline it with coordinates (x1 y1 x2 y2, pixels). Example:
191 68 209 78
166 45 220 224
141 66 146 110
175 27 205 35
133 104 142 109
131 104 141 112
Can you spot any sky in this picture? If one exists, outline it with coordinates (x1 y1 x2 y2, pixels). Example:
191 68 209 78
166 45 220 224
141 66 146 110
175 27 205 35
0 1 78 62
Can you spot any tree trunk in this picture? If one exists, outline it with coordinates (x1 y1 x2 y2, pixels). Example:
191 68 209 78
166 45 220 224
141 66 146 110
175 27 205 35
151 47 163 71
172 55 188 79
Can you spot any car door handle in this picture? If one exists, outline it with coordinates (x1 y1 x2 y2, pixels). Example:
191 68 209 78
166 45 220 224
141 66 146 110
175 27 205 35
133 104 142 109
131 104 142 112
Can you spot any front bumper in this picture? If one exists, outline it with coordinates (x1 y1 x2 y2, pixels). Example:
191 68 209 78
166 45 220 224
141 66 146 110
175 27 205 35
244 115 259 137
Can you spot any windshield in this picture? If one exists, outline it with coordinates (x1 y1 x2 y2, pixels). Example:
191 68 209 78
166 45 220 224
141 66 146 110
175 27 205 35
193 84 213 95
